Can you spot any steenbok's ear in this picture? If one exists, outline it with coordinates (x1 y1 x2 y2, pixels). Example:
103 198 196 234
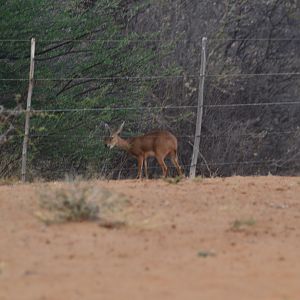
104 123 112 135
116 121 125 134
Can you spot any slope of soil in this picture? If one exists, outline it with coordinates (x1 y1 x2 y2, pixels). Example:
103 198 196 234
1 176 300 300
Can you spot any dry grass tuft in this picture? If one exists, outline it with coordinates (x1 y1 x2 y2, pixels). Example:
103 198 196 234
37 182 128 224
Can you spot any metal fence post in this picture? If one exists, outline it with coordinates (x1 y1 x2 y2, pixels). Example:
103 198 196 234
189 37 207 178
21 38 35 182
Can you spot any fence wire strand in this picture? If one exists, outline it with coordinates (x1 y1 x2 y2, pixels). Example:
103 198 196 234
2 38 300 43
30 158 300 176
1 72 300 82
2 101 300 115
24 129 299 139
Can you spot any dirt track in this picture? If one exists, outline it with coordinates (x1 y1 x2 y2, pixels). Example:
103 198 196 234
1 176 300 300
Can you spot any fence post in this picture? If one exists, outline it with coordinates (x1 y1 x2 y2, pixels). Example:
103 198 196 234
189 37 207 178
21 38 35 182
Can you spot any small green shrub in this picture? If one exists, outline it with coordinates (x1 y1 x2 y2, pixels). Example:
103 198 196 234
197 250 216 258
193 176 204 182
164 176 184 184
231 218 256 231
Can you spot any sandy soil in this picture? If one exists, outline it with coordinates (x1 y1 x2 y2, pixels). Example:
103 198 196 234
0 176 300 300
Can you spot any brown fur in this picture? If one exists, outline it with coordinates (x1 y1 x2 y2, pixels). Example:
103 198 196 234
104 127 183 179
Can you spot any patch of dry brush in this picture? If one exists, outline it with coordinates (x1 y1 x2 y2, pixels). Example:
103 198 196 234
36 182 128 227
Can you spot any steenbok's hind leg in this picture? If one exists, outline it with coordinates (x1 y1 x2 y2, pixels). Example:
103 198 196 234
156 156 168 177
170 151 183 176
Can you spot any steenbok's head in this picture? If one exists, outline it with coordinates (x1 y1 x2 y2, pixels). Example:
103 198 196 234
104 121 125 149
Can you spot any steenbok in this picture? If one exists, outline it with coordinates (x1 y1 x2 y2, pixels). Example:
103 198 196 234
104 122 183 179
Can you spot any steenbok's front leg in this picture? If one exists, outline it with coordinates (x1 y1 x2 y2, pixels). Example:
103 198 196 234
144 158 149 179
137 156 144 180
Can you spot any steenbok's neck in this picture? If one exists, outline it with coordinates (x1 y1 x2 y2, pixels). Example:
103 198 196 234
117 136 131 151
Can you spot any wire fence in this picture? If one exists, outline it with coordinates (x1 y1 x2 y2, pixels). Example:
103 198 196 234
1 37 300 180
2 38 300 42
1 101 300 115
2 73 300 81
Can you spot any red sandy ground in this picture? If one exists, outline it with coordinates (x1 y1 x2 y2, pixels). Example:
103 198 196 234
0 176 300 300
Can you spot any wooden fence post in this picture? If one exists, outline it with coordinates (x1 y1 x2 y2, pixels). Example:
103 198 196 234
189 37 207 178
21 38 35 182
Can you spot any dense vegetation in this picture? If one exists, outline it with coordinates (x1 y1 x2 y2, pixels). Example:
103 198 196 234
1 0 300 179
